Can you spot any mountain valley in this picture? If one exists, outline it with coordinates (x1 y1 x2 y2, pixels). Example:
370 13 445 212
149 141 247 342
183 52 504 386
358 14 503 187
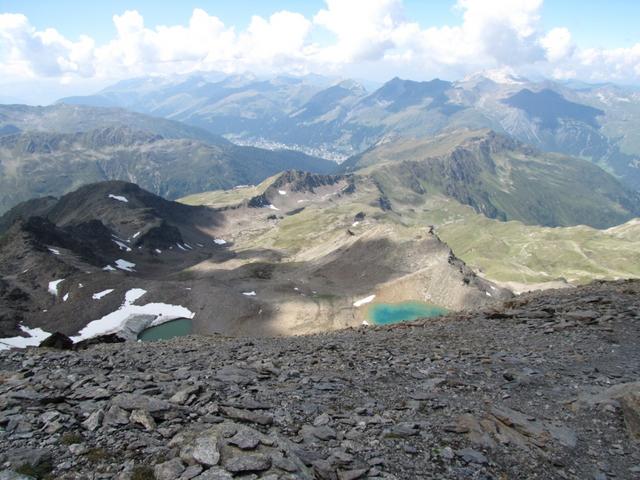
0 175 513 345
59 72 640 190
0 104 334 214
2 130 640 346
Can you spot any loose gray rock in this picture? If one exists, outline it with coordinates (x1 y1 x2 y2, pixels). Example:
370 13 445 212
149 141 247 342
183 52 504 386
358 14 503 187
154 458 186 480
220 406 273 426
130 409 156 431
192 467 233 479
112 393 171 413
224 454 272 473
104 405 130 426
82 409 104 431
190 433 222 466
228 428 261 450
456 448 488 465
337 468 369 480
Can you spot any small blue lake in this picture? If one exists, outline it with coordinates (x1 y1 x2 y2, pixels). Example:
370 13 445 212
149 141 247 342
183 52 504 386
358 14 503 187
367 301 448 325
138 318 193 342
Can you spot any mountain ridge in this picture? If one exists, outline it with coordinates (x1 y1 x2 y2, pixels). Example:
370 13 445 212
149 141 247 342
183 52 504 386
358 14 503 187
342 129 640 228
57 72 640 189
0 105 337 214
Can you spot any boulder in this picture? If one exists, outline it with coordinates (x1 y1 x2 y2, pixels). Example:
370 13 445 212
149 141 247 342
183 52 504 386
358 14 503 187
39 332 73 350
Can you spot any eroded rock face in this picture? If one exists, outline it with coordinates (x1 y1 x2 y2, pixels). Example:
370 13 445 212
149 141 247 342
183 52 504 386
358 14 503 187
620 391 640 440
0 280 639 479
39 332 73 350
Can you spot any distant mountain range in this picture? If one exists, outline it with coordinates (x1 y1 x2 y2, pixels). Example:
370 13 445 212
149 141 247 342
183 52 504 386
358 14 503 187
1 100 638 228
0 104 335 214
58 72 640 189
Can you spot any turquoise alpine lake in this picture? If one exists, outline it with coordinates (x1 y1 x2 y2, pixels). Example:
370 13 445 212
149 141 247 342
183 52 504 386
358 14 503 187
367 302 448 325
137 318 193 342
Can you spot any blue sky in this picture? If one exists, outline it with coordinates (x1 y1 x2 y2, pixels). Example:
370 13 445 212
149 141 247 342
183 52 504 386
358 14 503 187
1 0 639 104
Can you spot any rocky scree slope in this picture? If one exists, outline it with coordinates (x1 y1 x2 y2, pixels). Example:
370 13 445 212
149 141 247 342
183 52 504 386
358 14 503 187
0 280 638 479
0 180 225 338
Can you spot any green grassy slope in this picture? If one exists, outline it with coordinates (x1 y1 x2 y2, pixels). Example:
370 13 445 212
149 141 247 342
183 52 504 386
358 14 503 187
342 129 640 228
434 201 640 284
180 177 640 287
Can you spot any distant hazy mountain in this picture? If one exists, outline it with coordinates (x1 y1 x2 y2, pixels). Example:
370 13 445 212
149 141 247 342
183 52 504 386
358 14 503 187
0 105 335 214
59 72 640 188
0 103 226 144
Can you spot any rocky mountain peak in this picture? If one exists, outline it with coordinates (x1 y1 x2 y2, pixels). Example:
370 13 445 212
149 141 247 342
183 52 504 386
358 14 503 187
79 126 163 148
458 129 536 157
269 170 351 193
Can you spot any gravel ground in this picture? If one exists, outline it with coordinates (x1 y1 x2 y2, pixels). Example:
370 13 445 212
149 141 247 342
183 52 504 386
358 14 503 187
1 280 639 479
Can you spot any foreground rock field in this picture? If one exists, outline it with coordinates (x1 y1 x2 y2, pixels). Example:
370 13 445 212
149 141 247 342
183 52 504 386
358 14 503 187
1 280 639 479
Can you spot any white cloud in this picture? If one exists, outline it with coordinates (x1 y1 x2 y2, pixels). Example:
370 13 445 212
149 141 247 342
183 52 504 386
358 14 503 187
1 0 640 100
0 13 95 78
574 44 640 82
313 0 403 63
541 27 574 63
88 9 313 77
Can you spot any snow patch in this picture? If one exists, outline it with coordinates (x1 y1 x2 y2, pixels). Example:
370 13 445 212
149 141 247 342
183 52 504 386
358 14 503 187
48 279 64 296
71 288 194 341
132 231 141 239
278 190 287 195
113 239 132 252
103 265 116 271
108 194 128 203
154 249 162 254
214 238 227 245
177 243 187 251
115 259 136 272
242 291 256 296
353 295 375 307
48 247 60 255
267 204 280 211
63 293 69 302
92 289 114 300
0 325 52 351
125 288 146 304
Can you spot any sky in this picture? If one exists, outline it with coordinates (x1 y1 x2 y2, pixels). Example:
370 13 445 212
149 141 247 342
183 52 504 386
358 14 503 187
1 0 640 104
